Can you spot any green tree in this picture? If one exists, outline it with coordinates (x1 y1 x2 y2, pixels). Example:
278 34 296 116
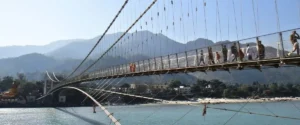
121 83 130 88
0 76 14 91
17 73 26 82
269 83 278 96
222 89 230 98
18 82 38 96
168 80 182 88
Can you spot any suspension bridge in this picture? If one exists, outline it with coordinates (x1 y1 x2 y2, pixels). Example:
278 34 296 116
37 0 300 124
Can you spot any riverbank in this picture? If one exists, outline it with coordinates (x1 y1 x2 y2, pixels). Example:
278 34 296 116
164 97 300 105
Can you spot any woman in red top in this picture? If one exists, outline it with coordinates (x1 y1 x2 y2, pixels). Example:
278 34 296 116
216 52 221 63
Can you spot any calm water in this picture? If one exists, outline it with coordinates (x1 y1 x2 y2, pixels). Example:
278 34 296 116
1 102 300 125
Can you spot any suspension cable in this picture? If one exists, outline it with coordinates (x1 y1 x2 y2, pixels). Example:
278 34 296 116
66 0 129 79
223 101 249 125
216 0 222 41
240 0 244 37
299 0 300 26
216 0 218 43
251 0 258 36
227 0 230 40
190 0 196 40
232 0 239 40
203 0 208 39
75 0 158 78
171 106 198 125
85 86 300 121
274 0 281 31
180 0 186 50
256 0 260 34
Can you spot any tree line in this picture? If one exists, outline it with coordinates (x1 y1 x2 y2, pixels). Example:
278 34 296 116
168 79 300 98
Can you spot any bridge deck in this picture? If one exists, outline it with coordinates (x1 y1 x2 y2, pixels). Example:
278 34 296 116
67 56 300 85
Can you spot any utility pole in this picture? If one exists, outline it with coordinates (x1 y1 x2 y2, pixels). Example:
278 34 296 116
277 42 280 58
43 80 47 95
51 81 53 90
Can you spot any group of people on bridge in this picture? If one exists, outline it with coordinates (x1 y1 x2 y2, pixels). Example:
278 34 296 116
198 30 300 65
198 39 266 65
125 31 300 72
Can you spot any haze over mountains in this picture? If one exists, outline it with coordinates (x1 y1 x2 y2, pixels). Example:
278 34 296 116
0 31 298 84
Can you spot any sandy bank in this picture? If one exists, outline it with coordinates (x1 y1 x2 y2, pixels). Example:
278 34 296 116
163 97 300 105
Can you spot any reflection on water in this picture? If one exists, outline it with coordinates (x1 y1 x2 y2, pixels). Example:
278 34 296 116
0 101 300 125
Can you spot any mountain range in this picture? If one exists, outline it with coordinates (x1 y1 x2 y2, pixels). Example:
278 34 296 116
0 31 298 84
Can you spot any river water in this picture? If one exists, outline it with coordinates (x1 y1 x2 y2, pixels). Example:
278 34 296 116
1 101 300 125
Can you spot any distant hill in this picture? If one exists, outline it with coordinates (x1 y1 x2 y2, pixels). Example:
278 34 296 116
0 53 57 76
0 39 81 59
47 31 215 60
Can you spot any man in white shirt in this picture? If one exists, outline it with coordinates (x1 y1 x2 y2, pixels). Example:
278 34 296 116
246 44 255 60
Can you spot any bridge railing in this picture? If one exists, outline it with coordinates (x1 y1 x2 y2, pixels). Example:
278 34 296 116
65 28 300 85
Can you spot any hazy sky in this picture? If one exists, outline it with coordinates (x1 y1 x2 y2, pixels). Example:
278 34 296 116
0 0 299 47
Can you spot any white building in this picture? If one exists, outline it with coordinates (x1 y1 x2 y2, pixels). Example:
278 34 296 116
174 86 191 95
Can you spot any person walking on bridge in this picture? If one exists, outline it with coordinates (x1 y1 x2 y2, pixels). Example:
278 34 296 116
222 45 228 63
93 103 96 113
246 44 255 60
133 63 136 72
257 40 265 60
231 43 238 62
239 48 245 61
208 47 215 64
216 52 221 63
199 49 205 65
129 63 133 72
289 30 300 56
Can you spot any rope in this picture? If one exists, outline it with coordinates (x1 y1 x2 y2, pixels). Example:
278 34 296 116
291 101 300 112
171 106 198 125
260 102 278 116
223 102 248 125
208 106 300 121
137 106 163 125
66 0 129 79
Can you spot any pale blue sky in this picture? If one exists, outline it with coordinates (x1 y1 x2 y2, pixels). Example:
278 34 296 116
0 0 299 47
